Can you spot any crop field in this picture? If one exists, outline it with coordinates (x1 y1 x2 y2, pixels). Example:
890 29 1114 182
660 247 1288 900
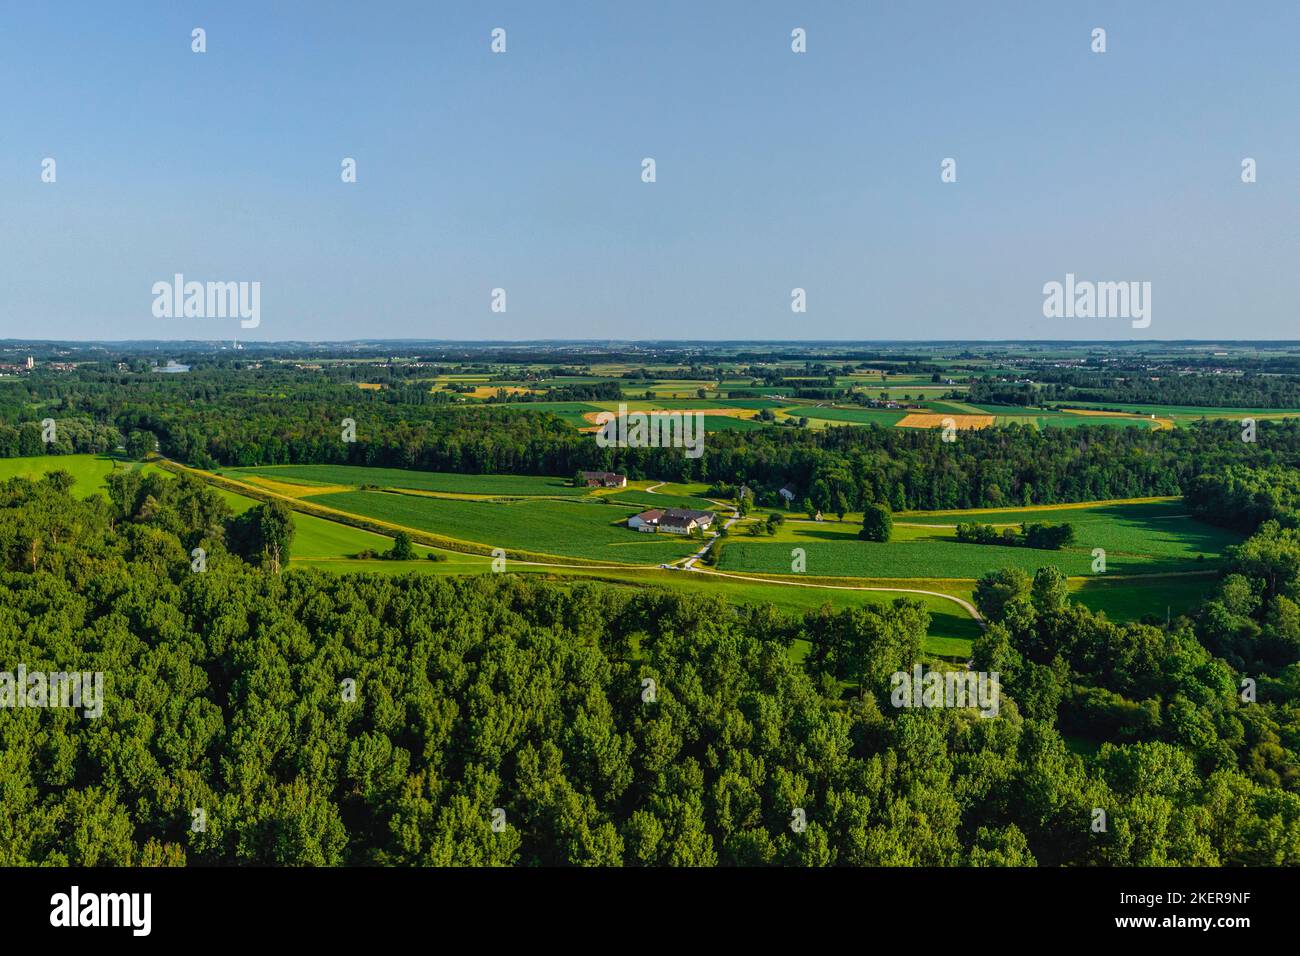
226 464 591 497
606 489 720 510
900 499 1238 560
699 415 764 431
1049 401 1300 425
718 499 1240 578
1069 575 1211 622
173 463 1229 646
782 406 907 425
305 490 704 564
960 404 1167 429
896 413 995 430
494 401 603 426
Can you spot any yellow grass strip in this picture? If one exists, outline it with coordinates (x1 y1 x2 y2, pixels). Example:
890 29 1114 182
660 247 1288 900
1059 407 1174 430
238 475 355 498
898 495 1181 518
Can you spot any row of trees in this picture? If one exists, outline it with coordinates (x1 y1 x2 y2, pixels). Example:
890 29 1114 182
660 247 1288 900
968 368 1300 409
956 521 1076 550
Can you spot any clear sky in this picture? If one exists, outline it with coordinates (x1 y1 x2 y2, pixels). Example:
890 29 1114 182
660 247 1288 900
2 1 1298 342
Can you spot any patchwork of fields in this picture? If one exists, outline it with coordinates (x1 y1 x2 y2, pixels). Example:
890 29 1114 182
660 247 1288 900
0 453 1242 656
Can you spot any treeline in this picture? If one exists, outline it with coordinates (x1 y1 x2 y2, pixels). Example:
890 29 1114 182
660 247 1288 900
0 417 121 456
1185 464 1300 532
969 369 1300 409
7 371 1300 514
2 472 1299 865
489 381 625 403
956 521 1075 550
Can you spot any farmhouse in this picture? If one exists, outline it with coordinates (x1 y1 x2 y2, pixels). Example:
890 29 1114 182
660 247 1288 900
779 484 797 504
628 508 715 534
581 470 627 488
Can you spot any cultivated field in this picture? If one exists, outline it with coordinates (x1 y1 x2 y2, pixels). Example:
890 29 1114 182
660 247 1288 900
718 499 1239 578
896 413 995 430
227 464 591 497
0 454 127 497
304 490 703 565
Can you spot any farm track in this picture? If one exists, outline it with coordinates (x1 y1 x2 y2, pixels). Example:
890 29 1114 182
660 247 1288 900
686 567 985 623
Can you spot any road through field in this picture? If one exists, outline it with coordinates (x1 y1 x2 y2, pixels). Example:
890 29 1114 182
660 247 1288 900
684 567 985 623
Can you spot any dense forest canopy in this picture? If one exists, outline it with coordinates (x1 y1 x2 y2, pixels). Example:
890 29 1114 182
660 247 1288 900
1 465 1299 865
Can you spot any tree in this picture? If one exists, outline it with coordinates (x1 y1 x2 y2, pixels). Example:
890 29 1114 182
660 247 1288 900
228 500 295 572
974 568 1032 622
859 502 892 542
388 530 415 561
125 429 158 460
1031 566 1070 615
258 501 295 573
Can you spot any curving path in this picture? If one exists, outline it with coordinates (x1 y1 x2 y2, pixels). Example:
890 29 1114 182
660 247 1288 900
684 566 984 623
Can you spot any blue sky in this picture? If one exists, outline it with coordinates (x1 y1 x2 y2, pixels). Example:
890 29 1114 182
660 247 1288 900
2 1 1298 341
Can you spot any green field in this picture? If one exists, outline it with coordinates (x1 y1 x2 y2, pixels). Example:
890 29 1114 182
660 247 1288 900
305 490 703 565
492 401 602 427
782 406 906 425
165 462 1235 649
607 489 720 511
1069 575 1211 622
718 500 1240 579
0 454 126 497
1049 401 1300 424
227 464 591 497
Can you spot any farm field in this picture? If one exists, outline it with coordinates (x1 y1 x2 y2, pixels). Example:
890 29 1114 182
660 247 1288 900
1069 575 1211 622
226 464 591 497
493 401 603 426
955 404 1167 430
304 490 703 564
165 462 1235 645
782 406 907 426
1048 401 1300 424
896 413 995 430
0 453 123 497
606 489 720 511
719 499 1239 578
